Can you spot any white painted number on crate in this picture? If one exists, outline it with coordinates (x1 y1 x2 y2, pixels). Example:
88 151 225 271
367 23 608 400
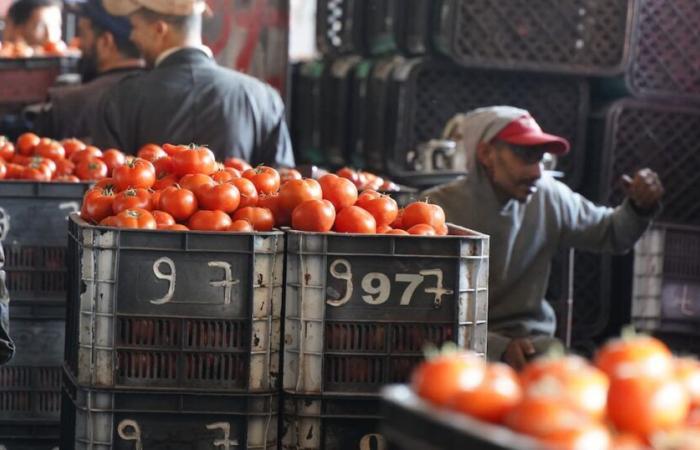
208 262 240 305
326 259 454 307
0 206 9 242
150 257 176 305
359 433 387 450
117 419 144 450
678 285 695 316
206 422 239 449
59 201 80 219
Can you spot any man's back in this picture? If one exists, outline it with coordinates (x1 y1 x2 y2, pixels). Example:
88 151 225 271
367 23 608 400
94 48 294 166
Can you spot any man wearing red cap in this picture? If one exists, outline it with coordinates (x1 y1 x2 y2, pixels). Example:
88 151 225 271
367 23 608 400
424 106 664 369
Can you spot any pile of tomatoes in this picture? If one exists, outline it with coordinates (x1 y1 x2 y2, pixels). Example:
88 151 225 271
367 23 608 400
412 332 700 450
0 39 76 58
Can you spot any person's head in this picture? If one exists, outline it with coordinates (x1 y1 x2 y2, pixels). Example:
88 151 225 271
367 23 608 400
77 0 140 79
7 0 62 46
102 0 204 67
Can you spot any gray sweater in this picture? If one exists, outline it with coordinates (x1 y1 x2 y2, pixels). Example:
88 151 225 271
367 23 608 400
423 171 652 361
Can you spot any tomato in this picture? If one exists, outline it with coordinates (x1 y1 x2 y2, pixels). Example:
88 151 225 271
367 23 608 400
150 190 163 210
70 146 103 164
54 158 75 177
228 220 254 232
359 194 398 227
676 358 700 407
113 158 156 191
94 177 116 190
187 210 232 231
336 167 362 188
595 331 673 379
161 224 189 231
43 39 67 55
16 132 40 156
411 352 486 406
319 174 358 211
61 138 86 158
279 167 302 183
34 138 65 161
83 187 116 223
137 144 167 162
0 136 16 161
435 222 449 236
112 188 152 214
362 172 384 191
99 215 119 227
102 149 126 173
334 206 377 234
608 374 689 438
224 157 252 172
152 156 174 177
162 143 188 156
520 355 609 420
75 158 108 181
0 160 6 180
610 433 647 450
178 173 215 196
451 362 522 424
258 193 289 226
291 199 335 232
402 202 446 230
391 208 404 229
153 173 178 191
159 186 198 221
279 178 323 212
243 166 281 194
211 168 240 184
114 208 157 229
5 163 25 179
171 145 217 176
232 207 275 231
152 210 176 228
21 163 51 181
30 156 56 174
377 224 392 233
385 229 409 235
197 183 240 213
407 224 435 235
55 175 80 182
230 177 258 208
379 180 400 191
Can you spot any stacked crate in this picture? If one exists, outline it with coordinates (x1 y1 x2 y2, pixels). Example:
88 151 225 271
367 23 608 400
0 181 90 450
60 214 284 449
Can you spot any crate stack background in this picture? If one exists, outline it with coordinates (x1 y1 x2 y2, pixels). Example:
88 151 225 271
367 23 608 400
290 0 700 356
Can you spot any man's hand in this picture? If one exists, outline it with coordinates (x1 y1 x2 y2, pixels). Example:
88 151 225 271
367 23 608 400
621 168 664 214
502 337 535 371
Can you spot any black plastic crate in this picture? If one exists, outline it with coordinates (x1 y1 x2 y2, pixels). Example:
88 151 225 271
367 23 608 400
65 214 284 392
316 0 366 56
348 59 375 168
0 431 59 450
365 0 399 56
385 59 589 189
283 226 489 396
381 385 541 450
281 394 383 450
432 0 637 76
586 98 700 225
290 60 328 165
60 369 278 450
626 0 700 102
0 365 61 421
0 181 91 316
633 223 700 336
395 0 432 55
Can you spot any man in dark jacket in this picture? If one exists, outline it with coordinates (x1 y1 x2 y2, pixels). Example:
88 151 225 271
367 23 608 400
0 244 15 365
94 0 294 166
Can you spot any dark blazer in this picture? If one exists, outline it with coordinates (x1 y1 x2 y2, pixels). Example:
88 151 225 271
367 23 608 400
0 244 15 365
94 48 294 167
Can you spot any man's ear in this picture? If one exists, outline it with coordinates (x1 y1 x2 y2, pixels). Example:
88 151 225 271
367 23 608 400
476 142 493 169
155 20 169 37
96 31 114 53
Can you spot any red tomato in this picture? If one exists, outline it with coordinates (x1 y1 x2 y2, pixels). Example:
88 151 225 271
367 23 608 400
334 206 377 234
0 136 16 161
137 144 167 162
159 186 198 221
391 209 404 229
279 167 302 183
171 146 217 176
228 220 254 232
291 199 336 232
99 215 119 227
336 167 362 188
21 163 51 181
101 149 126 173
55 175 80 182
161 224 189 231
608 374 689 438
161 143 188 156
411 352 486 406
83 187 116 223
197 183 240 213
178 173 215 197
595 332 673 379
153 156 174 177
61 138 86 158
0 160 6 180
402 202 446 230
224 157 252 172
94 177 116 190
377 224 392 233
75 158 108 181
385 229 409 235
54 158 75 177
70 146 103 164
112 188 152 214
407 224 436 236
34 138 65 161
5 163 25 179
16 132 40 156
243 166 281 194
379 180 400 191
188 210 232 231
279 178 323 212
609 433 647 450
232 207 275 231
152 210 176 228
676 358 700 407
452 362 522 424
435 222 449 236
319 174 358 211
152 173 178 191
360 194 398 227
258 193 289 227
114 208 157 229
211 168 240 184
113 158 156 191
230 177 258 208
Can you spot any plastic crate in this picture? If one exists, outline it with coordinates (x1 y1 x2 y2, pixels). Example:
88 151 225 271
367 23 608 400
0 365 61 421
283 225 489 396
0 438 59 450
281 394 383 450
432 0 637 76
60 368 278 450
290 60 328 166
394 0 432 55
316 0 366 56
65 214 284 392
633 223 700 335
348 59 374 168
381 385 541 450
626 0 700 102
385 59 589 190
587 99 700 225
365 0 399 56
0 58 76 106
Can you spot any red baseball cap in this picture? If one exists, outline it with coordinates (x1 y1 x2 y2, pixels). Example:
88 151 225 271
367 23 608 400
495 115 570 155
